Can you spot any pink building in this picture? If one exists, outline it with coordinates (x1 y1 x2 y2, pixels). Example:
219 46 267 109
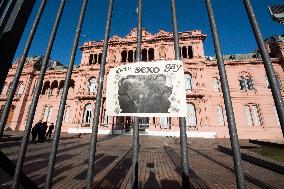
1 29 283 141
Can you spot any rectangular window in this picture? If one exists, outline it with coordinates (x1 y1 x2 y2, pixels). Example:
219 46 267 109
47 106 53 122
43 106 52 122
251 105 260 126
138 117 149 129
160 117 171 128
239 79 246 91
42 106 49 122
63 106 71 123
216 106 224 126
246 79 254 90
213 78 219 92
102 110 108 126
244 105 252 126
185 74 192 90
84 110 92 124
186 103 196 127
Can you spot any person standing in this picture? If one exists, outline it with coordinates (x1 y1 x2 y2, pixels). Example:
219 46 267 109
46 123 55 141
31 121 42 143
38 122 48 142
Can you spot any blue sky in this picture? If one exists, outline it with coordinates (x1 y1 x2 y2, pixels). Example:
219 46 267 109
14 0 284 65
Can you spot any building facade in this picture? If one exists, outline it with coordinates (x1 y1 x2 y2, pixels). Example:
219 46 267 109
1 29 284 140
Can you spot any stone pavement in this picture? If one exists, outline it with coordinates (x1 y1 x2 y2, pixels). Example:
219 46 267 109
0 134 283 189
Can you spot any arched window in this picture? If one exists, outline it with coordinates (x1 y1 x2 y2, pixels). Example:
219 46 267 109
94 54 98 64
244 104 260 126
58 80 64 95
128 50 134 62
216 105 224 126
213 77 220 92
141 49 147 61
148 48 154 61
83 104 93 125
88 78 96 94
42 81 51 95
50 80 58 95
186 103 196 127
98 53 102 64
121 50 127 62
182 46 187 58
88 54 93 65
68 79 75 94
239 74 254 91
188 46 193 58
184 74 193 90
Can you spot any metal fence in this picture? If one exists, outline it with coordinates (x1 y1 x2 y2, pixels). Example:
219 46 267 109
0 0 283 189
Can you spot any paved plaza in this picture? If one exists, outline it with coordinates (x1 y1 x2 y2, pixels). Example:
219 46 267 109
0 134 283 189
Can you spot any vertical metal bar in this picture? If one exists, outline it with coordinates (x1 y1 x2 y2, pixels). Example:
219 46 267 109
170 0 190 188
204 0 246 188
44 1 88 189
11 0 66 188
85 0 114 188
243 0 284 138
131 0 142 188
0 0 8 18
0 0 47 140
0 0 16 36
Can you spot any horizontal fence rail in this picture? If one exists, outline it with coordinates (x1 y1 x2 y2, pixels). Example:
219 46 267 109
0 0 282 189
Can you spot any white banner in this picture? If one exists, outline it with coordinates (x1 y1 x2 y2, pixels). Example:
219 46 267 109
106 60 187 117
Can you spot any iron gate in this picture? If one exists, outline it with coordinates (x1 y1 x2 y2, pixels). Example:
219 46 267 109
0 0 283 189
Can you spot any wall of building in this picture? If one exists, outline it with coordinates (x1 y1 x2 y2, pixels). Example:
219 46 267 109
0 29 283 141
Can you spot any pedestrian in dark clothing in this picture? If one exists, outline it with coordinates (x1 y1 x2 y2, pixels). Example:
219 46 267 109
46 123 55 141
31 121 42 143
39 122 48 142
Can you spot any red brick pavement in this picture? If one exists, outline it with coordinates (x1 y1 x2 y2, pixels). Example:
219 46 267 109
0 134 283 189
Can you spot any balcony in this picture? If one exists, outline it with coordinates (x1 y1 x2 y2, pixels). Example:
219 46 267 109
75 91 97 100
185 88 205 98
